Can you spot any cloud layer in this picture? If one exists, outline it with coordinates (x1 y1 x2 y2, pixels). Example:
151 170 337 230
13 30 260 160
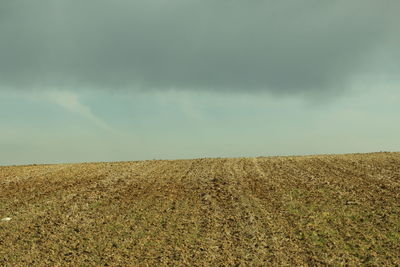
0 0 399 95
44 90 114 132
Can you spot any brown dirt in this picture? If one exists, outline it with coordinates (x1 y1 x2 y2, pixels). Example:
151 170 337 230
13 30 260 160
0 152 399 266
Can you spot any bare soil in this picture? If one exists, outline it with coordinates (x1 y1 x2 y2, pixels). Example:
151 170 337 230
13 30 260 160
1 152 399 266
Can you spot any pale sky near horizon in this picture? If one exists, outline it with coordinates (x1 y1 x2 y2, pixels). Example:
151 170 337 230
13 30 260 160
1 0 400 165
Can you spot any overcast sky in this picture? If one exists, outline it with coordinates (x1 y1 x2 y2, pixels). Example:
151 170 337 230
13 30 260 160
1 0 399 165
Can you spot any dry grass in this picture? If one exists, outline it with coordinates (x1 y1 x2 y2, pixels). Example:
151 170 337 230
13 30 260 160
0 152 399 266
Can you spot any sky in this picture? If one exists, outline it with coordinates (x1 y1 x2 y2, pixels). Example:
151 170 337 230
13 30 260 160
1 0 400 165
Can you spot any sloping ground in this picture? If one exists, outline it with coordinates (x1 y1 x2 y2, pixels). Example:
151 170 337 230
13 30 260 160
0 153 399 266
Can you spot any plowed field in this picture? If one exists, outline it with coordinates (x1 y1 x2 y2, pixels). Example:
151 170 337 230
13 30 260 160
1 152 399 266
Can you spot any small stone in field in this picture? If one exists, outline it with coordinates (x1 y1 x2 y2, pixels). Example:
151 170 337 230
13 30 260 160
1 217 11 222
203 194 211 201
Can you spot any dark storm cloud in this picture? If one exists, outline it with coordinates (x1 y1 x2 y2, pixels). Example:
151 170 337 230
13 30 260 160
0 0 399 95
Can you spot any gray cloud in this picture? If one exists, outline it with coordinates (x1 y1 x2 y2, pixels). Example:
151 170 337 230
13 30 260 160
0 0 399 95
